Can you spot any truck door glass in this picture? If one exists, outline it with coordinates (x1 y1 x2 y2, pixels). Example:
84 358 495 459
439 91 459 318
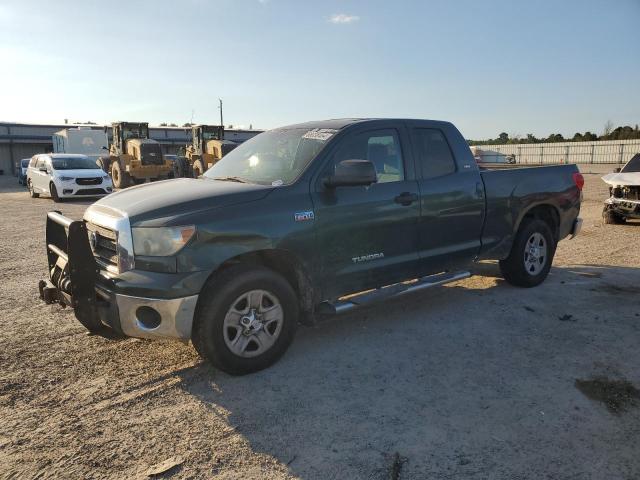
412 129 456 179
332 129 404 183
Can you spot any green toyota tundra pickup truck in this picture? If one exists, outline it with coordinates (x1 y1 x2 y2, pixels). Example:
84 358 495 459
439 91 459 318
39 118 583 374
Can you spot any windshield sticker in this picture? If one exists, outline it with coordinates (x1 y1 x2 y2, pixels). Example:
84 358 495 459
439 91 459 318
302 128 338 141
271 179 283 186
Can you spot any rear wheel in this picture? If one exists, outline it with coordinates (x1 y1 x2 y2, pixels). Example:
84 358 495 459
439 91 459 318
603 207 626 224
173 157 189 178
499 218 556 288
50 183 61 202
192 159 205 178
28 180 39 198
192 265 298 375
111 161 131 189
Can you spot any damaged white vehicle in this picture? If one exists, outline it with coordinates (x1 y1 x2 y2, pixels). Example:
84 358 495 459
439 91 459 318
602 153 640 224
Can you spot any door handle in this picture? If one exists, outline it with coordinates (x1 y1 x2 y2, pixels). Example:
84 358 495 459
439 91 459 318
394 192 418 206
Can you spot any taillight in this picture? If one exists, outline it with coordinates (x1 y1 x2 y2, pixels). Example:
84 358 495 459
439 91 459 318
572 172 584 191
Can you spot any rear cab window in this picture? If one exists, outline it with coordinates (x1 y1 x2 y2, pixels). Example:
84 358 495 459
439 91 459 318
411 128 456 179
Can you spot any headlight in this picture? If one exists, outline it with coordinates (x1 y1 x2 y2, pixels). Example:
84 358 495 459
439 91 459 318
58 176 74 181
132 226 196 257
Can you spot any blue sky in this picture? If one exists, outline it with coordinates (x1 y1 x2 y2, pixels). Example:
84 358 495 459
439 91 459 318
0 0 638 138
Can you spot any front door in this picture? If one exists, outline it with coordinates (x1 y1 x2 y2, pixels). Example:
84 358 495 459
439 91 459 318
312 127 421 300
33 157 48 192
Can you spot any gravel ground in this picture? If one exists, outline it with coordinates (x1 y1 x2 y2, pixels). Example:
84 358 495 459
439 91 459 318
1 165 639 480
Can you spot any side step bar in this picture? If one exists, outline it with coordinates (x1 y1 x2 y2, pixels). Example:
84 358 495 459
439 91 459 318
317 271 471 315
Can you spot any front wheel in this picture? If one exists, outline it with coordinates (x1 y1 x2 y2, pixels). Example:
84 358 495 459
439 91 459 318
50 183 61 202
28 180 39 198
499 218 556 288
111 161 131 189
192 265 298 375
603 207 625 225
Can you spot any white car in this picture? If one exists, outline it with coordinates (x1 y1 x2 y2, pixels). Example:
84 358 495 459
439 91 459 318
26 153 113 202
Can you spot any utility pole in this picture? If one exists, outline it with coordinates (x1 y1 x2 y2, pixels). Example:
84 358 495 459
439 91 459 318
218 99 224 139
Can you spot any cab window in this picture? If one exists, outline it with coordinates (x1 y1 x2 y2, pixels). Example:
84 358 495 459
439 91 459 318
332 129 404 183
412 128 456 179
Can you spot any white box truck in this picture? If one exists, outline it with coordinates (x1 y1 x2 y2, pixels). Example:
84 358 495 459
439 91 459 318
52 127 110 162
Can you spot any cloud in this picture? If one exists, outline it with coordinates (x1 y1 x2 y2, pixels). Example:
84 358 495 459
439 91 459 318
329 13 360 24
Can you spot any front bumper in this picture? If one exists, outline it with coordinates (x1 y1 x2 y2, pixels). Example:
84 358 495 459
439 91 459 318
57 181 113 197
39 211 198 340
605 197 640 218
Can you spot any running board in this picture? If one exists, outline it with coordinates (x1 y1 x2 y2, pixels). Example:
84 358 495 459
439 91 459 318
317 271 471 315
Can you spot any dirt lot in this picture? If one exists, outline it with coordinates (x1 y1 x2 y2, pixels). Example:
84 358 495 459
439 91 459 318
1 165 639 479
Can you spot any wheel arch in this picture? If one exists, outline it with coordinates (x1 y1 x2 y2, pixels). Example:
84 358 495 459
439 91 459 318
196 248 316 320
515 203 561 242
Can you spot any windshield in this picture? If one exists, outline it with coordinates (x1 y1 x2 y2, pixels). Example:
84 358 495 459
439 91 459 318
51 157 100 170
203 128 337 185
621 153 640 173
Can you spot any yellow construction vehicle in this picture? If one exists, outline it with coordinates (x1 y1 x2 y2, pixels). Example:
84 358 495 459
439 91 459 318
98 122 173 188
184 125 238 177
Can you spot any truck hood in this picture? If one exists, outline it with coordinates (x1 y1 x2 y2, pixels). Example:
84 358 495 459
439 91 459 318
602 172 640 187
91 178 273 226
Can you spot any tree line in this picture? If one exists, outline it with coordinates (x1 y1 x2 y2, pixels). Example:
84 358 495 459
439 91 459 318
468 123 640 145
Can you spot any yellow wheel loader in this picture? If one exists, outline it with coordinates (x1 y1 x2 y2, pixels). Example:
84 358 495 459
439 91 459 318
98 122 173 189
184 125 238 177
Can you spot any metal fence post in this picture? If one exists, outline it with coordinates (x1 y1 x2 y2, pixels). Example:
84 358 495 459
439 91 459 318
590 144 594 164
619 144 624 165
565 145 570 164
517 146 522 164
540 146 544 165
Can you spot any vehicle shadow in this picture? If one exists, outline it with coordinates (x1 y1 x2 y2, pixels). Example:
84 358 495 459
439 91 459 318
171 263 640 478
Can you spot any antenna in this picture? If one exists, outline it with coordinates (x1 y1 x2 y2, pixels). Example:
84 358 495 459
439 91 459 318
219 99 224 139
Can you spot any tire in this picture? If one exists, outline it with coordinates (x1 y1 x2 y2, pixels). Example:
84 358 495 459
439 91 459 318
111 160 131 189
499 218 556 288
50 183 61 202
173 157 188 178
28 180 39 198
603 207 625 225
192 265 299 375
97 157 111 173
192 159 205 178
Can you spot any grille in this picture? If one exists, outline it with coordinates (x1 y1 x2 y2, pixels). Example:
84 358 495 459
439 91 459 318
75 188 107 196
76 177 103 186
613 186 640 201
140 144 164 166
86 222 118 271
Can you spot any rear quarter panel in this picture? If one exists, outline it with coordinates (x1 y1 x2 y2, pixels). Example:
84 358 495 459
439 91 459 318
479 164 581 260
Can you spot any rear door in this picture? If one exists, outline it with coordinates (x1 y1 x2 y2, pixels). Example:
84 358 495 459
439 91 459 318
409 126 485 274
311 124 421 299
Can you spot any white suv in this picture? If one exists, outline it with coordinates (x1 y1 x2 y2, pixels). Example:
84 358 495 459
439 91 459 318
27 154 113 202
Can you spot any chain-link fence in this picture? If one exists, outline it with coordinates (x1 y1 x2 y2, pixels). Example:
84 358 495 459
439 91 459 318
471 140 640 165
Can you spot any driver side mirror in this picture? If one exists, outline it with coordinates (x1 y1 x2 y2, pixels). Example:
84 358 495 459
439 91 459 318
324 159 378 188
613 167 621 173
102 146 108 150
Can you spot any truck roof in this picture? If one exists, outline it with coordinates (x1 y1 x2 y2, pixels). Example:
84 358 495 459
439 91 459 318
38 153 89 159
280 118 453 130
